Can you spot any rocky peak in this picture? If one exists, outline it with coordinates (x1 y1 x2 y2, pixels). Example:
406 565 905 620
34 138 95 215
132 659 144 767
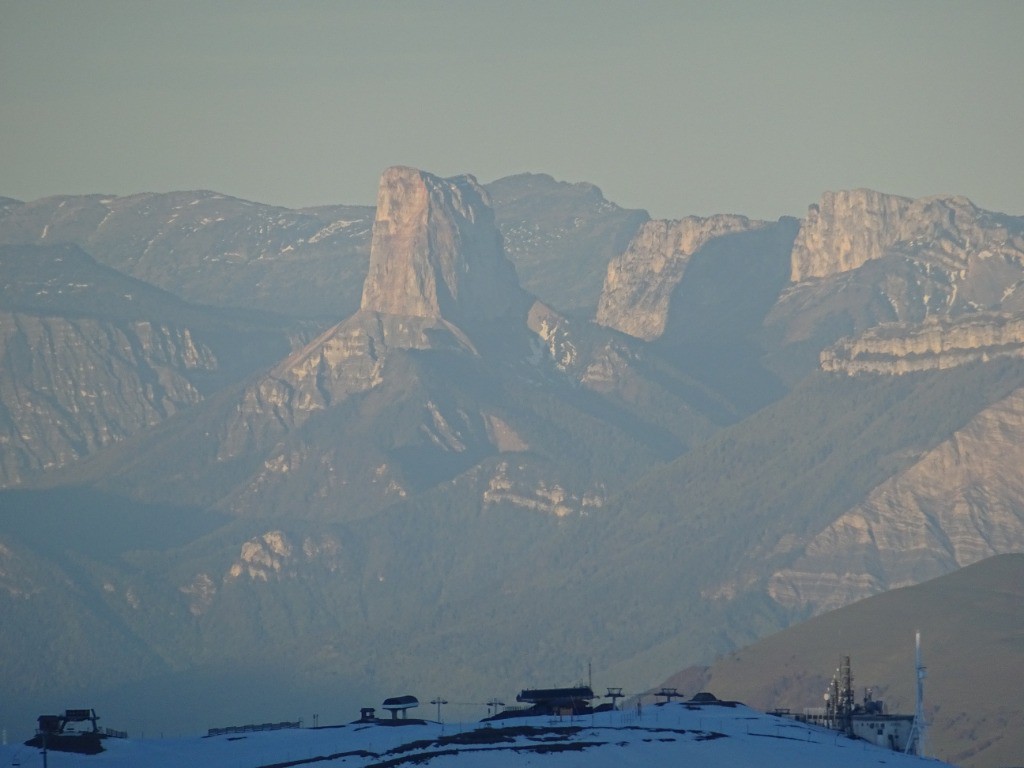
360 166 521 324
790 189 912 281
791 189 1024 282
595 215 763 340
776 191 1024 377
218 167 531 459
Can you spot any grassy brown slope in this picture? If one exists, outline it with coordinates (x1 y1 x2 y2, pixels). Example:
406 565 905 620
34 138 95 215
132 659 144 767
660 553 1024 768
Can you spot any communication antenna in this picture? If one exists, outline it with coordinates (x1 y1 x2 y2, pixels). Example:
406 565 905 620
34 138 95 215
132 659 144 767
839 656 854 734
906 631 927 757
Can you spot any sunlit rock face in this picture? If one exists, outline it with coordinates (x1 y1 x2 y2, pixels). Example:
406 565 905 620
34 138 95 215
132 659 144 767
790 189 913 282
768 386 1024 613
222 167 528 447
361 166 521 324
791 189 1024 285
767 189 1024 377
821 313 1024 374
207 167 546 517
595 214 763 341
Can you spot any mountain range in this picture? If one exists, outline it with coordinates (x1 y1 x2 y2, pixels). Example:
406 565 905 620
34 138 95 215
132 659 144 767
1 169 1022 760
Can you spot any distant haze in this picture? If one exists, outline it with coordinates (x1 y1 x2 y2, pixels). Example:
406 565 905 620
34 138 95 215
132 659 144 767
2 1 1023 219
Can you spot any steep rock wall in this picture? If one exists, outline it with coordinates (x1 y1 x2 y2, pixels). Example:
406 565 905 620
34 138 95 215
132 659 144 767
791 189 1024 283
361 166 521 323
596 215 760 340
821 313 1024 374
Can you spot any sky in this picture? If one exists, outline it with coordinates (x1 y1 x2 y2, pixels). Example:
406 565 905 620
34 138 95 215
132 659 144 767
2 1 1022 220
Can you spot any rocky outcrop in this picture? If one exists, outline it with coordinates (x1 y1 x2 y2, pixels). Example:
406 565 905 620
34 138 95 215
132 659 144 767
768 386 1024 613
0 312 216 485
211 167 555 519
361 167 521 323
791 189 1024 283
481 461 604 517
821 312 1024 374
596 215 763 340
220 168 527 456
223 530 343 583
526 301 580 371
766 191 1024 379
790 190 912 281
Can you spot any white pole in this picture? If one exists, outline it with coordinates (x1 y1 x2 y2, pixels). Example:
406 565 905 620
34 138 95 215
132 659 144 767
906 630 927 757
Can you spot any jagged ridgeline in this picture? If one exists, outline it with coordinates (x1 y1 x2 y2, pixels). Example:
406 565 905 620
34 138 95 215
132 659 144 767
1 171 1023 762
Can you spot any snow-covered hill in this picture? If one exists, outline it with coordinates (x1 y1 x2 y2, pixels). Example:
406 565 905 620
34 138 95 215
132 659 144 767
1 700 950 768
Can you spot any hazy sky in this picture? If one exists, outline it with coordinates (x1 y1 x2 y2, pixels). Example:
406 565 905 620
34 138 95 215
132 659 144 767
2 1 1022 220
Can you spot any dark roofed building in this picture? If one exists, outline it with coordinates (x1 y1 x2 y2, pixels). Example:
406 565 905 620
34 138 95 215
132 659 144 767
514 686 595 716
381 695 419 720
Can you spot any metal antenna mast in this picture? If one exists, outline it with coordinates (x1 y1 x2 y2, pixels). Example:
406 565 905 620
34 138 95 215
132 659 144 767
906 630 927 757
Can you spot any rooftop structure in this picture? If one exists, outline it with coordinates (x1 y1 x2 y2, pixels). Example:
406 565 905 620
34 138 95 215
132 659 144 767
381 695 420 720
513 686 595 716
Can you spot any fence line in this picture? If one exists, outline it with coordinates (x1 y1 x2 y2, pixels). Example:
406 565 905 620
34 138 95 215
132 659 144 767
206 721 302 738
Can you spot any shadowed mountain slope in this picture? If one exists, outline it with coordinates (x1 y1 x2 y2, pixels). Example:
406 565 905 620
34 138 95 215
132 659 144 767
659 553 1024 768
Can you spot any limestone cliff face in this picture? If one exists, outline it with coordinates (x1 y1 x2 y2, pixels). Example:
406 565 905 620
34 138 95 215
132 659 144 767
0 312 215 485
821 312 1024 374
791 189 1024 284
595 215 762 340
526 300 580 372
766 191 1024 379
220 168 525 458
361 166 520 323
768 387 1024 613
790 190 912 281
0 242 300 487
214 167 542 517
211 169 693 520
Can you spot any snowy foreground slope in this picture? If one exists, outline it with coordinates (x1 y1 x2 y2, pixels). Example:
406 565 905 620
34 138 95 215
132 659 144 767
1 701 951 768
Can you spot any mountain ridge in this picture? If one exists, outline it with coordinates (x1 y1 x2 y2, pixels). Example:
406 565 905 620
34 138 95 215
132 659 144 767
660 553 1024 768
2 170 1023 756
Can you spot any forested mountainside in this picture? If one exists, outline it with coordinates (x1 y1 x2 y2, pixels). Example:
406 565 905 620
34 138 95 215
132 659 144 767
2 170 1022 744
